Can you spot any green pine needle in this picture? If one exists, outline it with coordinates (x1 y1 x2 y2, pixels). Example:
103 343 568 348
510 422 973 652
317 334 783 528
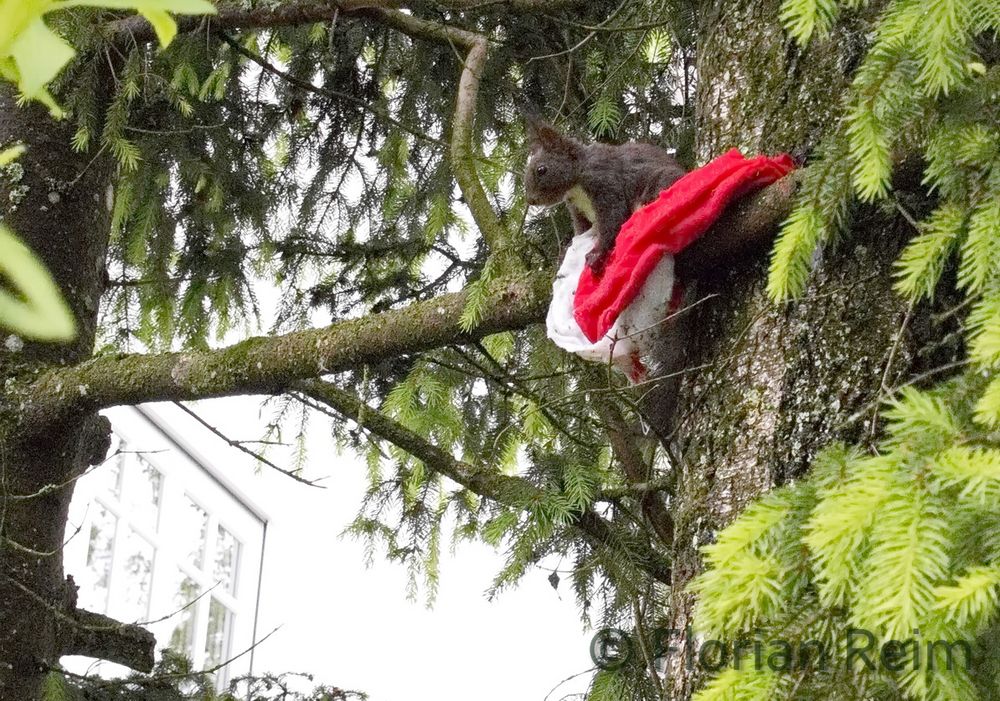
846 99 893 201
767 202 826 300
933 565 1000 629
893 201 965 301
958 195 1000 292
974 375 1000 427
968 293 1000 368
779 0 839 45
914 0 972 96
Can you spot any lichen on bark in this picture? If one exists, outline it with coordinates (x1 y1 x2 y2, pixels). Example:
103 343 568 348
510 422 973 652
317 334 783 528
656 2 956 696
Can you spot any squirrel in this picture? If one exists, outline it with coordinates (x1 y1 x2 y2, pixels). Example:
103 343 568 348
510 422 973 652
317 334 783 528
522 109 686 274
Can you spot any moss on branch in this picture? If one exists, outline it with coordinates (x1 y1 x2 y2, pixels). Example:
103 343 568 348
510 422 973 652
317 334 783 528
20 273 551 433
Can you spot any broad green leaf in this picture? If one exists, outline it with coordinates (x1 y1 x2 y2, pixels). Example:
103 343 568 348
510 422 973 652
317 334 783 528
0 0 216 113
0 0 50 52
58 0 214 10
54 0 216 47
0 56 17 83
139 9 176 46
7 18 74 98
0 225 75 341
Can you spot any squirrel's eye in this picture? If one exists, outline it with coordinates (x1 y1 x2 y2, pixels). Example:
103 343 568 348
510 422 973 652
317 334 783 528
535 164 548 176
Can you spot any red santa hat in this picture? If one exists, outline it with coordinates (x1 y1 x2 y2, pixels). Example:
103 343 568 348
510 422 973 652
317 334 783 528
546 149 797 382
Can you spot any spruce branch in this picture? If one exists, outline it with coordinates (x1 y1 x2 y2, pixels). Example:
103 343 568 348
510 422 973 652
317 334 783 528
292 378 673 583
108 0 546 255
350 6 507 250
105 0 587 46
216 30 450 150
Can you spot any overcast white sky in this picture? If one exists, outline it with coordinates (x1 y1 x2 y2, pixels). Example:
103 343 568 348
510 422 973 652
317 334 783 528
145 396 595 701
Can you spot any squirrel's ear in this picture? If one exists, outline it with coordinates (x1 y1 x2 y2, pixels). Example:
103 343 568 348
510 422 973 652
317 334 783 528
522 108 567 152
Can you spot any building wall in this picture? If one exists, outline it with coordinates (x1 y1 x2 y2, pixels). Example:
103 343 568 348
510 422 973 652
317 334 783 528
63 405 267 688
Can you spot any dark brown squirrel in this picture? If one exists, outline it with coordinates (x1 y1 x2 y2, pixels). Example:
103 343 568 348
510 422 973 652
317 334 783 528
522 110 686 274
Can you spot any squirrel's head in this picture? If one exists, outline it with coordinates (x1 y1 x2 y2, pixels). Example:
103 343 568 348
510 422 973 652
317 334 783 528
523 111 582 207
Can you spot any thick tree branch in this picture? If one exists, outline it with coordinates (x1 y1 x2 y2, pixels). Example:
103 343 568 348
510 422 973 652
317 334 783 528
674 169 803 280
292 380 536 501
6 573 155 671
292 379 672 583
20 274 550 435
105 0 585 44
593 399 674 548
107 1 390 44
20 173 802 436
413 0 585 8
60 609 155 672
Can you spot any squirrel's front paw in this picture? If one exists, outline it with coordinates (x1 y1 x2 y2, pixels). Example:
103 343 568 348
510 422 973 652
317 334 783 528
586 247 609 275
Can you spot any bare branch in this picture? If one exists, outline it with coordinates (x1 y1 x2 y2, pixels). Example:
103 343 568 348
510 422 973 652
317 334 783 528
61 609 156 673
171 401 325 487
104 0 587 45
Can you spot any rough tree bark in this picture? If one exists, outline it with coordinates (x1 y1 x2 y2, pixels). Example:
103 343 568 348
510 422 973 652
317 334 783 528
657 2 953 697
0 84 156 699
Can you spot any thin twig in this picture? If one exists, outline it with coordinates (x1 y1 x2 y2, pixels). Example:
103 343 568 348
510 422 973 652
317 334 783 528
171 401 325 487
869 301 915 439
218 31 449 149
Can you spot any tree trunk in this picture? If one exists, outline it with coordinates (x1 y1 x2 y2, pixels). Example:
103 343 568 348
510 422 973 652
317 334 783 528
658 2 949 697
0 85 117 700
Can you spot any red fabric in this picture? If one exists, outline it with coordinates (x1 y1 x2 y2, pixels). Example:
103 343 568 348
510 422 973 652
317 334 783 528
573 149 797 343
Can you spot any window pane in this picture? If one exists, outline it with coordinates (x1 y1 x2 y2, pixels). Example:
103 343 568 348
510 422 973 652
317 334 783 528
204 598 234 670
167 572 201 658
213 526 241 594
117 527 155 622
126 457 163 533
80 504 117 613
178 496 209 570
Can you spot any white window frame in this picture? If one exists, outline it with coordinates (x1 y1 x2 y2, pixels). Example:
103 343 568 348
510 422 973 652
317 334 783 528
64 405 267 690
